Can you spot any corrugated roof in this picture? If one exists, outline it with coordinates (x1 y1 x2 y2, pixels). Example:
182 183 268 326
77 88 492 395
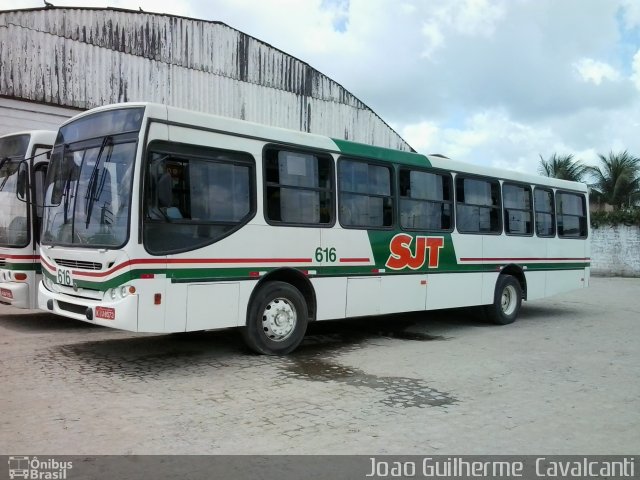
0 6 413 151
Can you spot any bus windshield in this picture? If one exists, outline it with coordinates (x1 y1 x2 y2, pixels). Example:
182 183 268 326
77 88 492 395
0 134 30 247
42 108 144 248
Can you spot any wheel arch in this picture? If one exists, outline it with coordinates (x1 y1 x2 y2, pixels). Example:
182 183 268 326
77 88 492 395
248 268 317 323
499 264 527 300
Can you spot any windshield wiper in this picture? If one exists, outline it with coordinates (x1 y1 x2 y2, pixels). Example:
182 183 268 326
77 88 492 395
85 136 113 229
62 167 73 223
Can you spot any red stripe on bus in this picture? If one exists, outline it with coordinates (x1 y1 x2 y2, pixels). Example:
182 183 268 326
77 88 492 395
460 257 591 262
40 258 56 272
71 257 314 278
0 254 40 260
339 258 371 263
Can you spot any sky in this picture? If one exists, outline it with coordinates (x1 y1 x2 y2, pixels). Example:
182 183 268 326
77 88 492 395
6 0 640 174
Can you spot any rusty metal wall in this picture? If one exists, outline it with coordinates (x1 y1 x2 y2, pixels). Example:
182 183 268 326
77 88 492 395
0 7 412 151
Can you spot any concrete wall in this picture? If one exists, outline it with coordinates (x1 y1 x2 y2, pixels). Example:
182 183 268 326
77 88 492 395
591 224 640 277
0 97 76 135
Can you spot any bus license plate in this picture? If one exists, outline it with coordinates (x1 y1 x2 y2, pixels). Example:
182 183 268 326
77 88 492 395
56 267 73 286
95 307 116 320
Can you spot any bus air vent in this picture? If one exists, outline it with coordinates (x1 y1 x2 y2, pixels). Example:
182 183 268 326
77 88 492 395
57 301 90 316
54 259 102 270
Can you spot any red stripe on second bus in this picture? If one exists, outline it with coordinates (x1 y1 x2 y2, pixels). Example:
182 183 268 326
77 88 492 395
0 254 40 260
339 258 371 263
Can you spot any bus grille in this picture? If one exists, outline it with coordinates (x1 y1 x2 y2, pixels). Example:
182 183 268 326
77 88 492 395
54 259 102 270
57 301 89 316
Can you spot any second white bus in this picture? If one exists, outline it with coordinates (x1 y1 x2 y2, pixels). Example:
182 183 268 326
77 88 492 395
0 130 56 309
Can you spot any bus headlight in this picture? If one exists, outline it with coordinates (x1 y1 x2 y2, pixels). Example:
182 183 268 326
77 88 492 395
108 285 136 299
120 285 137 297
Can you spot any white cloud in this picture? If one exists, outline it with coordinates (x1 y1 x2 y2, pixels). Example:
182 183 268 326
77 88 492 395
6 0 193 17
401 121 441 152
401 110 556 171
632 49 640 90
399 108 622 175
620 0 640 29
8 0 640 174
420 22 445 58
434 0 507 37
573 58 621 85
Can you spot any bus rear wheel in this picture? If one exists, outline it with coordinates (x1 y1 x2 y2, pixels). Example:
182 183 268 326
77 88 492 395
242 281 308 355
484 274 522 325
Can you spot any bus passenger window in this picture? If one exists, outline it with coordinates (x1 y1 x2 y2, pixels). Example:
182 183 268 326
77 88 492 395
144 145 255 254
339 159 393 228
264 148 333 225
399 169 452 231
557 192 587 238
503 183 532 235
534 188 555 237
455 177 501 234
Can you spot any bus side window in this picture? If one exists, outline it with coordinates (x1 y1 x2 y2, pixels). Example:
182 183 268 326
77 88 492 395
534 187 555 237
455 176 502 234
144 144 255 254
557 192 587 238
503 183 533 236
264 148 334 226
399 168 453 231
34 164 47 218
338 159 393 228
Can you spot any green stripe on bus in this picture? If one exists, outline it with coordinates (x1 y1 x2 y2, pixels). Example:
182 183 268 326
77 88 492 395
332 139 431 167
1 262 40 272
42 262 589 292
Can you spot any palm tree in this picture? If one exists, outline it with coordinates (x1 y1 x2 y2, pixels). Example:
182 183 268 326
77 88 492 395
588 151 640 209
538 153 588 182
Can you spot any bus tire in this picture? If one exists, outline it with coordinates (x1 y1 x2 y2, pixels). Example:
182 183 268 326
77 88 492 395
484 274 522 325
242 281 308 355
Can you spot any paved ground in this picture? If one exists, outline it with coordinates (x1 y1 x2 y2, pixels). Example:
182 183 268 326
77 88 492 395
0 277 638 455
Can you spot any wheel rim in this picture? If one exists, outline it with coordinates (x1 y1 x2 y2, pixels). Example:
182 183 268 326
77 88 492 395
501 285 518 316
262 297 297 342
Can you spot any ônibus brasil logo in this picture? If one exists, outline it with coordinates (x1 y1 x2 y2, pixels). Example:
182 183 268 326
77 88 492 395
8 456 73 479
385 234 444 270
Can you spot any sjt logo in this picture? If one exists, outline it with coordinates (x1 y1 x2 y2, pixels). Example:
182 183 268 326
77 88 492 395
385 234 444 270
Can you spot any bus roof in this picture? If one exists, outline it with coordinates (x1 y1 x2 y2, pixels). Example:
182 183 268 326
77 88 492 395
61 102 588 193
0 130 57 143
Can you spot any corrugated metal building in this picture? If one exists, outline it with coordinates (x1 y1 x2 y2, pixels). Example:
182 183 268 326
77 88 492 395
0 6 412 151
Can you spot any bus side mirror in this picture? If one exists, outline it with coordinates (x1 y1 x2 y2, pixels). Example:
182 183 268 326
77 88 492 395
16 161 28 202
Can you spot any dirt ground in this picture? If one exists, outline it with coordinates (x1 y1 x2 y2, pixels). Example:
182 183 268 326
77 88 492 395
0 277 638 455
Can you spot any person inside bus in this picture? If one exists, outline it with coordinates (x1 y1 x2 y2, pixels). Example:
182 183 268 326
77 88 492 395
149 160 182 220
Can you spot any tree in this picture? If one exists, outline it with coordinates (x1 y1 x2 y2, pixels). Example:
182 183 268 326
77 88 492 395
588 151 640 210
538 153 588 182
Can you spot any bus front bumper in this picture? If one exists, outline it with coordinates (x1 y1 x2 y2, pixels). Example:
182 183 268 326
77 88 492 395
38 281 139 331
0 281 29 308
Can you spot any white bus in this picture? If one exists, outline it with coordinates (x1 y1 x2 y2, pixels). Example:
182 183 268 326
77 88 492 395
0 130 56 309
38 103 590 354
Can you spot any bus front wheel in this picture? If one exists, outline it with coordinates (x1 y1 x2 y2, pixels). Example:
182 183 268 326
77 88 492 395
242 281 308 355
484 274 522 325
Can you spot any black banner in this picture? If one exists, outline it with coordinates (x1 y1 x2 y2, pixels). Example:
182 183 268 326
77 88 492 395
1 455 637 480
